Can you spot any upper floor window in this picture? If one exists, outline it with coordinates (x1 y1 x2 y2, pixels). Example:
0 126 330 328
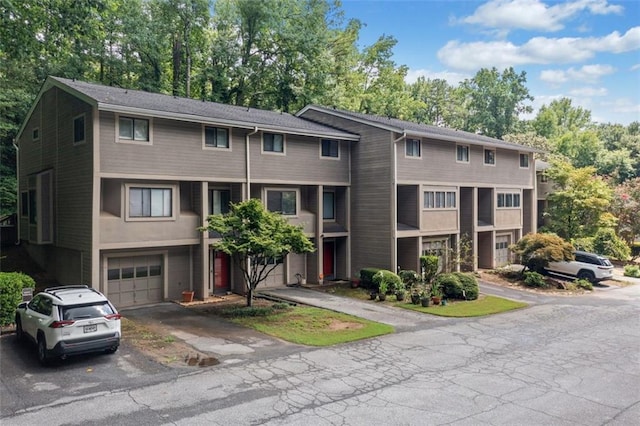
73 114 85 144
209 189 231 215
321 139 339 158
424 191 456 209
323 191 335 220
32 128 40 142
540 173 548 183
497 192 521 208
129 187 172 218
119 117 150 142
456 145 469 163
405 139 421 158
266 189 297 215
519 153 529 168
204 126 229 149
263 132 284 153
484 148 496 165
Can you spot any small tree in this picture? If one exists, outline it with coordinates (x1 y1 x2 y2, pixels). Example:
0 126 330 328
420 255 439 283
510 233 574 276
203 199 315 306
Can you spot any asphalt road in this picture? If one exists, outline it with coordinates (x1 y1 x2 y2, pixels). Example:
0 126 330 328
1 283 639 425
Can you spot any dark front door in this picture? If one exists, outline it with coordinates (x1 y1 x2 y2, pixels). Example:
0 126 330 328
323 241 335 280
214 251 230 293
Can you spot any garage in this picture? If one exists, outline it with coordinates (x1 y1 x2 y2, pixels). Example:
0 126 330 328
107 255 163 308
495 235 511 267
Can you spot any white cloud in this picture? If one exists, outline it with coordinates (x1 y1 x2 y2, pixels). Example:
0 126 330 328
631 64 640 71
539 64 615 84
568 87 608 96
438 27 640 70
459 0 623 33
605 98 640 114
404 69 469 85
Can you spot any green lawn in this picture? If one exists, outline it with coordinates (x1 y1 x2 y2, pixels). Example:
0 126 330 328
396 295 528 317
230 306 394 346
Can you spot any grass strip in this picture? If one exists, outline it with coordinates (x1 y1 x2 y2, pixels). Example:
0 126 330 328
396 295 528 317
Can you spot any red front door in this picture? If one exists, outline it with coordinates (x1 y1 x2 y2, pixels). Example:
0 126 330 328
323 241 334 280
214 251 229 292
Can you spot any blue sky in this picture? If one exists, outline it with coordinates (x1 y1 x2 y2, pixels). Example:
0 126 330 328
341 0 640 125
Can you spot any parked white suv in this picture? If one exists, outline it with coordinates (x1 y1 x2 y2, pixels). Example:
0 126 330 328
15 285 121 365
545 251 614 283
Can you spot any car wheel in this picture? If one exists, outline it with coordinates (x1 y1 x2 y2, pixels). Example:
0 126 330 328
37 335 49 365
577 270 596 283
105 346 119 355
15 315 24 342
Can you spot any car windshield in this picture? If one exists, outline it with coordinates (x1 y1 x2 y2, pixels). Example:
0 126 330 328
61 302 115 320
600 258 613 267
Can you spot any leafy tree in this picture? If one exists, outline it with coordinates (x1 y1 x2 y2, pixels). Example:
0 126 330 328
610 178 640 246
459 67 533 139
532 98 592 139
554 130 604 169
503 132 552 159
203 199 315 306
592 228 630 261
510 233 574 275
544 159 613 241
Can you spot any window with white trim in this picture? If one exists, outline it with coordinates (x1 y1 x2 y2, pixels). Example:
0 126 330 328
263 132 284 153
73 114 85 144
484 148 495 165
405 139 421 157
519 153 529 168
422 239 448 273
424 191 456 209
321 139 339 158
209 189 231 215
323 191 335 220
497 192 521 208
456 145 469 162
119 116 150 142
204 126 229 148
540 173 548 183
266 190 297 215
129 187 172 217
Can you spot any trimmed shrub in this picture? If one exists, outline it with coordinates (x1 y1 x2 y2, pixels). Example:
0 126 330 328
420 255 439 283
372 270 403 293
0 272 36 326
453 272 479 300
592 228 630 261
398 270 419 288
574 279 593 290
623 265 640 278
433 273 462 299
523 271 548 288
360 268 381 289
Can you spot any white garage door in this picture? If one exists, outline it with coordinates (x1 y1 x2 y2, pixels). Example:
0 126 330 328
107 255 163 308
495 235 511 267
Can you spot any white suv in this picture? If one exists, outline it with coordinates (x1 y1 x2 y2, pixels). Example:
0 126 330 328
545 251 614 283
15 285 121 365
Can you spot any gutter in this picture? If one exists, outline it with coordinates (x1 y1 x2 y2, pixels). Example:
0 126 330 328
12 140 20 244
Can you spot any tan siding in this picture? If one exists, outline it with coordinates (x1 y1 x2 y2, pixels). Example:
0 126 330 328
421 211 458 232
167 246 192 300
495 209 522 228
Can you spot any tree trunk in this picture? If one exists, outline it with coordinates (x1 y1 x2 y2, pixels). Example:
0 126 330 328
246 286 253 307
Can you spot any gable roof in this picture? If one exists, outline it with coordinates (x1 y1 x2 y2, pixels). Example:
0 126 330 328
17 77 359 142
297 105 541 153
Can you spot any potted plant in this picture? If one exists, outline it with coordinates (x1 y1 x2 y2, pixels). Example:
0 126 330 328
430 285 442 305
395 288 406 301
182 290 195 303
351 272 361 288
377 281 388 301
410 286 421 305
419 288 430 307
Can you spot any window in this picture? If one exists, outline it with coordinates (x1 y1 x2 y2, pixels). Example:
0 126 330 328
540 173 548 183
263 132 284 153
497 192 521 208
73 114 85 144
321 139 339 158
456 145 469 162
323 191 335 220
405 139 421 157
484 148 495 165
519 153 529 168
119 117 149 142
209 189 231 215
267 190 297 215
32 128 40 142
422 240 448 273
424 191 456 209
28 189 37 224
204 126 229 148
129 187 172 217
21 191 28 217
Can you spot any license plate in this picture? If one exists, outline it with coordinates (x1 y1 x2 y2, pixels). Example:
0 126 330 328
84 324 97 333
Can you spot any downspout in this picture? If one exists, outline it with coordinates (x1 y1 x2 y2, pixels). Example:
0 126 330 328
392 132 406 272
245 127 259 200
12 140 20 244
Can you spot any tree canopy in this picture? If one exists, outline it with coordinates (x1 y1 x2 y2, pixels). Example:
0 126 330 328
203 199 315 306
510 233 574 274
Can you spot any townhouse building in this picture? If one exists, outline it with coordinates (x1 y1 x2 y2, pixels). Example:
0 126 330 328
16 77 538 308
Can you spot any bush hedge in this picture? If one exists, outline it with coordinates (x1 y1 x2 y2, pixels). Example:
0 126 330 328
372 270 403 293
432 272 479 300
523 271 547 288
454 272 479 300
360 267 381 289
0 272 36 327
624 264 640 278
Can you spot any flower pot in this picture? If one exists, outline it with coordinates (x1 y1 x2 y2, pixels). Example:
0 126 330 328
431 296 441 305
420 297 430 307
411 293 420 305
351 279 360 288
396 291 405 302
378 293 387 302
182 291 194 303
441 299 448 306
369 292 378 300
